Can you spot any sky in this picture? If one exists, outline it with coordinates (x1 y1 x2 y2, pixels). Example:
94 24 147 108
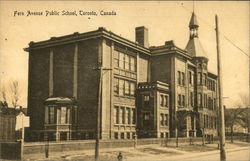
0 1 249 108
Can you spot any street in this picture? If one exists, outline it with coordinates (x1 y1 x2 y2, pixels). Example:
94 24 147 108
124 147 250 161
182 148 249 161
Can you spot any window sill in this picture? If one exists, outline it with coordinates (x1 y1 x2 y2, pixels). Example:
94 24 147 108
160 106 169 109
114 124 136 127
114 95 135 99
44 123 71 126
114 67 137 74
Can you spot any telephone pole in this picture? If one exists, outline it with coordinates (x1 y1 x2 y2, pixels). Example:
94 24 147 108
95 67 102 161
215 14 226 161
94 66 112 161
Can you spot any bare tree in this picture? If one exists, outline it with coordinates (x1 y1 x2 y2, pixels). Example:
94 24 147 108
1 86 7 102
9 80 20 109
225 107 244 143
0 85 8 107
225 94 249 143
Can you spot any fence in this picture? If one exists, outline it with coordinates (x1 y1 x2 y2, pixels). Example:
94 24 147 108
0 136 248 160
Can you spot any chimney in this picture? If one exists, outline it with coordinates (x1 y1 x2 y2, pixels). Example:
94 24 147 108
135 26 149 48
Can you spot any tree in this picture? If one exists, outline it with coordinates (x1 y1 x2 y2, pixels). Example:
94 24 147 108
1 86 7 102
225 107 245 143
9 80 20 109
0 80 22 108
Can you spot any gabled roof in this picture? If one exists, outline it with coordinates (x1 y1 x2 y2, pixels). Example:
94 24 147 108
185 36 208 58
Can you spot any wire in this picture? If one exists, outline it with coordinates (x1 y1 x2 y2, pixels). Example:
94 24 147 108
178 2 249 57
219 34 249 57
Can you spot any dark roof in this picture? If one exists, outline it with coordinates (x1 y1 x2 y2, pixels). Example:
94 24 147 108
189 12 199 28
185 37 208 58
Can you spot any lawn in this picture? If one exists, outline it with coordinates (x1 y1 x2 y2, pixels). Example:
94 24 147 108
171 144 218 152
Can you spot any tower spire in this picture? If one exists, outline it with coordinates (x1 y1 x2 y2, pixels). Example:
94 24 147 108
192 0 194 13
189 12 199 39
185 10 208 58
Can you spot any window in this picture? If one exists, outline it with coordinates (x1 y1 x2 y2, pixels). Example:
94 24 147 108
178 71 181 85
182 72 185 85
114 106 119 124
114 132 119 139
121 107 125 124
125 55 130 70
132 108 136 124
119 79 125 96
182 95 185 106
198 93 202 107
125 108 130 124
114 78 119 95
49 106 55 124
128 108 131 124
127 132 131 139
115 50 136 72
203 74 207 86
189 71 192 84
144 95 150 101
198 72 202 85
160 114 164 126
204 94 207 108
125 81 130 95
119 52 125 69
121 133 125 139
190 92 194 107
178 94 181 106
160 95 164 106
114 50 119 68
130 83 135 96
115 106 134 125
144 95 150 107
164 96 168 107
130 57 136 72
165 114 168 126
178 71 185 86
119 107 124 124
115 77 135 97
60 107 67 124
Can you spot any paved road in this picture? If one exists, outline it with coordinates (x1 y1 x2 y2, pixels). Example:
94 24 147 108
182 148 249 161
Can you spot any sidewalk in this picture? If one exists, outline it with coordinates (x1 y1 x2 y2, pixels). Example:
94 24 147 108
24 141 249 161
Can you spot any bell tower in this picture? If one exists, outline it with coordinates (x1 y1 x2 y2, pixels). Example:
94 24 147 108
189 12 199 39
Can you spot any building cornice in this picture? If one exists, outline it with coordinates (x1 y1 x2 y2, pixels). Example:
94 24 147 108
24 27 151 56
150 45 192 60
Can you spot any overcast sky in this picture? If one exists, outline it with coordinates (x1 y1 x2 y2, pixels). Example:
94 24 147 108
0 1 249 108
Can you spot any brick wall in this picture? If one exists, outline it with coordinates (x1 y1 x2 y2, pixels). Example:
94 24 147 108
28 48 50 131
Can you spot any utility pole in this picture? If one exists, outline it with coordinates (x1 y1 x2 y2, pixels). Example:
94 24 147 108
94 67 112 161
95 67 102 161
20 113 24 161
215 14 226 161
